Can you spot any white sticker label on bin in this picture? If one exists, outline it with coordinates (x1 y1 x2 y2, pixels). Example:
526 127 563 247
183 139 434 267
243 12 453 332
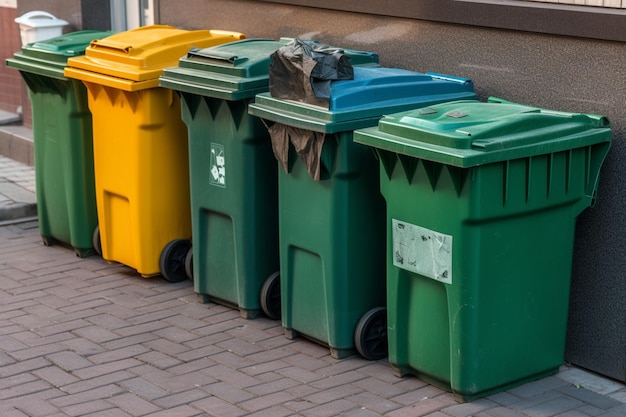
210 143 226 188
392 219 453 284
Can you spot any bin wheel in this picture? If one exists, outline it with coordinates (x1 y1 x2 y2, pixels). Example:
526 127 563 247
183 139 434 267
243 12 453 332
92 225 102 256
355 307 388 360
260 271 281 320
184 246 193 281
159 239 192 283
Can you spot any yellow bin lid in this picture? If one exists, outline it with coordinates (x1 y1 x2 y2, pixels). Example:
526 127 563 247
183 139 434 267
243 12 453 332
64 25 245 91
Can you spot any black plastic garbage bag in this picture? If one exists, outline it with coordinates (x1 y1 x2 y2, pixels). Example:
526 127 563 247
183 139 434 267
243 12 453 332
269 38 354 107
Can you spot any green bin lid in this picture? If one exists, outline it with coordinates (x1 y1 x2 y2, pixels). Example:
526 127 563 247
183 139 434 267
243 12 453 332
159 38 380 101
248 68 476 133
5 30 114 80
353 97 612 167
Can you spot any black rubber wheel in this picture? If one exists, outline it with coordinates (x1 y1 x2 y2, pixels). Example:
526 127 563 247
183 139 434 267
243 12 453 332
260 271 281 320
354 307 388 360
184 246 193 281
159 239 192 283
92 225 102 256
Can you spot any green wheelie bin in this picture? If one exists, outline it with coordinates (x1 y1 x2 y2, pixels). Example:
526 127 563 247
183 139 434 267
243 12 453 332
353 97 612 400
249 66 476 359
159 38 380 318
6 30 113 257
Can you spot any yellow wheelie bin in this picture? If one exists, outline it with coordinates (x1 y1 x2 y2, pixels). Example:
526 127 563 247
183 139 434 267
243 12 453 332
64 25 245 281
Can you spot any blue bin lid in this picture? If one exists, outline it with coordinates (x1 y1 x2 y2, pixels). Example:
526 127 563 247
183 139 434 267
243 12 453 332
6 30 114 80
248 67 477 133
159 38 379 101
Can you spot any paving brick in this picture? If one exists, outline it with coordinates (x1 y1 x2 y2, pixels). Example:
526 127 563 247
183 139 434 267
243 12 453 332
304 384 363 405
162 314 208 331
283 352 332 372
82 408 134 417
6 394 62 417
61 337 107 356
154 325 199 344
152 389 208 409
239 391 297 413
246 375 300 396
60 298 113 314
165 357 218 376
176 342 225 362
552 410 597 417
192 396 248 417
385 394 459 417
135 350 183 369
345 391 403 415
393 384 450 406
475 407 533 417
32 366 81 386
298 399 358 417
0 372 36 389
209 351 256 369
143 404 206 417
0 334 29 352
60 399 117 417
509 376 572 398
442 398 499 416
102 333 161 350
72 325 120 343
45 350 93 371
71 358 143 379
0 408 29 417
342 408 389 417
88 345 151 364
310 370 367 389
0 356 51 377
204 364 264 388
0 380 53 400
127 309 179 325
239 359 291 377
245 404 295 417
106 392 162 415
143 337 191 356
119 377 171 400
558 385 623 409
216 336 267 357
356 376 414 398
59 370 135 394
277 364 325 384
86 312 132 331
203 381 255 403
32 318 91 337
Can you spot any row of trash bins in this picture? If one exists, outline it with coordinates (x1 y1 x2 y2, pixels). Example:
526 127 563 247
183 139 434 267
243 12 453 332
6 25 612 402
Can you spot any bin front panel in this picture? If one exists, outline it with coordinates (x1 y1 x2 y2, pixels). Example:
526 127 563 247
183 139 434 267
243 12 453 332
65 25 245 84
182 93 279 315
381 161 578 399
278 131 386 350
87 83 191 275
30 79 98 255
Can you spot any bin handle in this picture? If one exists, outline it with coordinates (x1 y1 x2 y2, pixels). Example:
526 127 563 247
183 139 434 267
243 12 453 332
186 48 246 65
19 11 57 21
89 38 133 55
15 10 68 25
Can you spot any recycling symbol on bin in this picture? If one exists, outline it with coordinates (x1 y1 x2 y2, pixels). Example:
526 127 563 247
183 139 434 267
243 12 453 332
210 143 226 188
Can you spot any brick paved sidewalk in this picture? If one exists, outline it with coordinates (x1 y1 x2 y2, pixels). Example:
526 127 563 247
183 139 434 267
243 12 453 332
0 155 36 222
1 219 625 417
